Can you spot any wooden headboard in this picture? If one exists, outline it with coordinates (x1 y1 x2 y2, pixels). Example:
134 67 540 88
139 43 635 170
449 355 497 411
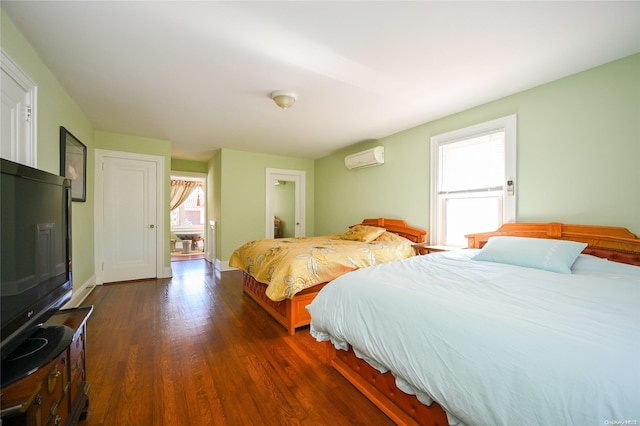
358 218 428 243
466 222 640 266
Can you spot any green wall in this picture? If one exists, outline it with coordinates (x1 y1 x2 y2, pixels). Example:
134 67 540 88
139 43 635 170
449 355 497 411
1 10 96 290
171 158 208 174
5 4 638 270
217 149 315 260
315 54 640 238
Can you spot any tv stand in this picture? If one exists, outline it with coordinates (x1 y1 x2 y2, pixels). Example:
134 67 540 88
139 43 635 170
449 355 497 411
0 306 93 426
1 324 74 388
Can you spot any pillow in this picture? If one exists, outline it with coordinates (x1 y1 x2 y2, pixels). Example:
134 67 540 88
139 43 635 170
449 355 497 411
571 254 640 279
341 225 386 242
373 231 410 243
472 236 587 274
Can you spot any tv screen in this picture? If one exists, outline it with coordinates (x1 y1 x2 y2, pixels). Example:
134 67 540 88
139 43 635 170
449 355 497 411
0 158 72 361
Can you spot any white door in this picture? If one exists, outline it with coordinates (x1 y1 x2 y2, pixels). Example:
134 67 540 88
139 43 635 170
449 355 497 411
101 155 157 282
1 50 37 166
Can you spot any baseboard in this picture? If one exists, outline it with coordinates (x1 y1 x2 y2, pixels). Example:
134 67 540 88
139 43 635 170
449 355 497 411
215 259 237 272
162 266 173 278
63 275 97 308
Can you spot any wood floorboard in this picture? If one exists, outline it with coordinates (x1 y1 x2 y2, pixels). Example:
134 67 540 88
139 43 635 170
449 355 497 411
80 259 394 426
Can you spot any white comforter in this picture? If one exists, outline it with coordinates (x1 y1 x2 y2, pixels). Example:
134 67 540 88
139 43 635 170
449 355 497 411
308 251 640 426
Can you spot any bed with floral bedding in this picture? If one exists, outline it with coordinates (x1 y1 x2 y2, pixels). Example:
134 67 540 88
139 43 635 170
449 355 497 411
229 218 427 334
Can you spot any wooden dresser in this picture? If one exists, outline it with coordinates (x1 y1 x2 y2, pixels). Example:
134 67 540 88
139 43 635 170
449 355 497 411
0 306 92 426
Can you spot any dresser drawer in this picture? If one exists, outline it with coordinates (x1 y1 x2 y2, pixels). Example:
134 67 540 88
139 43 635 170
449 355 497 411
46 386 70 426
68 328 86 404
40 352 68 426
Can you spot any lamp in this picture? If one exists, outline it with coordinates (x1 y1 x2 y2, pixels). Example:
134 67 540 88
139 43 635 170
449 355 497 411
270 90 297 110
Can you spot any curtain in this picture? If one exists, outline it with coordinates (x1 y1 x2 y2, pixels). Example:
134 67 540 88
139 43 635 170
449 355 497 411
170 180 201 211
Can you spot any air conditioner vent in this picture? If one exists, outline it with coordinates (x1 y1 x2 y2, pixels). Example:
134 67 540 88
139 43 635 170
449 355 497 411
344 146 385 170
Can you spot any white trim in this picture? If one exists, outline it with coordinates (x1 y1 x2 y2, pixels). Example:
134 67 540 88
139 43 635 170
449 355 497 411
206 220 216 264
163 266 173 278
1 49 38 167
215 259 236 272
94 149 167 283
170 171 207 256
62 274 97 309
265 168 306 238
430 114 517 245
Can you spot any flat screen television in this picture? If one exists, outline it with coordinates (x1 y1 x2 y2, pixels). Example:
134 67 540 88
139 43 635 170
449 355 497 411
1 158 73 381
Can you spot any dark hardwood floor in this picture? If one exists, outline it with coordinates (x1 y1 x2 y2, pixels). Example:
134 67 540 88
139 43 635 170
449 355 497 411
81 259 394 425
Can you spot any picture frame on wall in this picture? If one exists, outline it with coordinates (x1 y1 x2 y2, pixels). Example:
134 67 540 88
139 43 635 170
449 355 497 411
60 126 87 202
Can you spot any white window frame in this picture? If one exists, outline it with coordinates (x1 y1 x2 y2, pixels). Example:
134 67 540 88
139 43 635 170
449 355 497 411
430 114 517 246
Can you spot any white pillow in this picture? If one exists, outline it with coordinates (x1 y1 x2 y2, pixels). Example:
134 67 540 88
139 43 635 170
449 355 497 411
472 236 587 274
571 254 640 279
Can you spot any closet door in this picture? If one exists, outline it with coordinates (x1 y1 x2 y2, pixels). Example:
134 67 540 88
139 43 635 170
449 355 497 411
96 151 162 283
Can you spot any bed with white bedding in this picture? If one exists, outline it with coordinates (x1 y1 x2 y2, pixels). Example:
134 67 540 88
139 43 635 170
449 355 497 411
307 223 640 426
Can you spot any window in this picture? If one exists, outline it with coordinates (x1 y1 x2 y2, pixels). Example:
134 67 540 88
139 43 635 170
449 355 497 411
430 115 516 246
170 183 205 232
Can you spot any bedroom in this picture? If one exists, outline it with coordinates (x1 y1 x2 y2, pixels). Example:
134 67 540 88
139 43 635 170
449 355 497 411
1 2 639 425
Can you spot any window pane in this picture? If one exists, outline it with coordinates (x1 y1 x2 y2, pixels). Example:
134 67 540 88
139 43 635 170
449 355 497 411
184 209 204 226
184 187 203 208
439 131 505 192
170 209 179 226
444 196 501 246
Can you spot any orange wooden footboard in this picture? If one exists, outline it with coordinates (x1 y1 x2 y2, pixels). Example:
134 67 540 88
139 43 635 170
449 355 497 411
325 342 449 426
242 272 326 335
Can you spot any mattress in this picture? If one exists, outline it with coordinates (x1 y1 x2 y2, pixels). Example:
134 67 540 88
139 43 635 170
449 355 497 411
308 251 640 426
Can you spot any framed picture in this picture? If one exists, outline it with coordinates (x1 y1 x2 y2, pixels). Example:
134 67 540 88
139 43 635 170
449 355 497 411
60 126 87 202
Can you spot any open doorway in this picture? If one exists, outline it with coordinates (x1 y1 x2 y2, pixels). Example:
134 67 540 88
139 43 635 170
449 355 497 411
170 173 206 261
265 168 306 239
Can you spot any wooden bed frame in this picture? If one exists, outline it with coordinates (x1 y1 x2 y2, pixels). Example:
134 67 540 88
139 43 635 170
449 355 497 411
323 222 640 426
241 218 428 335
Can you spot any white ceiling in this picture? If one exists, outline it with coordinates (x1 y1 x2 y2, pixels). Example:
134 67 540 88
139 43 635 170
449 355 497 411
3 1 639 161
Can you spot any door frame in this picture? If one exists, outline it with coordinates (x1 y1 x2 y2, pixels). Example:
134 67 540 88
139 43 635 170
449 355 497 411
1 49 38 167
265 168 305 239
94 149 167 284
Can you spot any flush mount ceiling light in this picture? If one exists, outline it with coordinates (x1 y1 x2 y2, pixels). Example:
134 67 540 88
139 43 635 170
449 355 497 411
270 90 297 110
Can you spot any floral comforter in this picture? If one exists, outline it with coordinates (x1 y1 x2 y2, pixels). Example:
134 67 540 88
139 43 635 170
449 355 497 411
229 232 415 301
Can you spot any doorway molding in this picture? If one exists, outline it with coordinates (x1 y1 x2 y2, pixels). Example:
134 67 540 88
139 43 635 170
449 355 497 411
1 49 37 167
265 168 305 239
169 171 208 261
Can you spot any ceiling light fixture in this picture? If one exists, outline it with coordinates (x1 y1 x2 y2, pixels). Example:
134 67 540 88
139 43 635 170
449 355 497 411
270 90 297 110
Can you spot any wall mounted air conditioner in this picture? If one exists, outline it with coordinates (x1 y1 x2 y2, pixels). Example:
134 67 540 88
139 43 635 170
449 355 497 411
344 146 385 170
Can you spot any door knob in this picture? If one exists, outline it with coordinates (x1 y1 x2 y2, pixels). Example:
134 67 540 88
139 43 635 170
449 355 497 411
149 224 155 228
